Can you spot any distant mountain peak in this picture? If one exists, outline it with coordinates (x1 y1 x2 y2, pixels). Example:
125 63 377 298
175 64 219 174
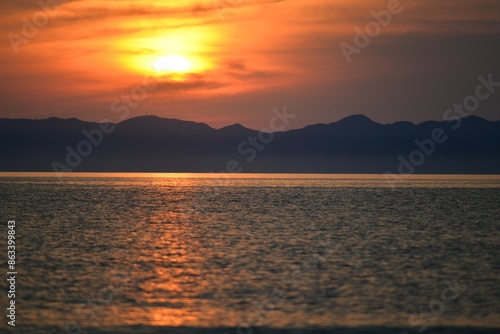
220 123 246 130
334 114 376 124
120 115 210 127
328 114 381 131
218 123 251 134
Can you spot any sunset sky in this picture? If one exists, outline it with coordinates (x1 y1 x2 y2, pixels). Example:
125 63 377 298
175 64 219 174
1 0 499 129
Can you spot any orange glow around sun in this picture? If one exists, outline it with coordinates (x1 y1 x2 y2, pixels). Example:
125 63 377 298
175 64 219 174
115 26 218 79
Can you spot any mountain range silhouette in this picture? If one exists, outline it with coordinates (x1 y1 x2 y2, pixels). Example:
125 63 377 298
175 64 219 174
1 115 499 174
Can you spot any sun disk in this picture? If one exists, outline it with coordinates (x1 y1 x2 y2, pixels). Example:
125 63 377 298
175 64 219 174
154 55 191 74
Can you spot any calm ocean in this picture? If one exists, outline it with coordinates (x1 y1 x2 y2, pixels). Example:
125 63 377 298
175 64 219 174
1 173 499 334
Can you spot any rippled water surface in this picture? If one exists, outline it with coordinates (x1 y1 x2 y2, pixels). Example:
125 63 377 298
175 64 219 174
1 173 499 333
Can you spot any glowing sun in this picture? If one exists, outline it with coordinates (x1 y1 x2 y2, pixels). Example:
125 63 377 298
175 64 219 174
154 54 191 74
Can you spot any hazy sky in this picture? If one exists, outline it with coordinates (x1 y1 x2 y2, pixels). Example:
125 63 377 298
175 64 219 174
1 0 499 129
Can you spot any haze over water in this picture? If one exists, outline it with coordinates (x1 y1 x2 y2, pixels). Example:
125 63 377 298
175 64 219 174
1 173 499 333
